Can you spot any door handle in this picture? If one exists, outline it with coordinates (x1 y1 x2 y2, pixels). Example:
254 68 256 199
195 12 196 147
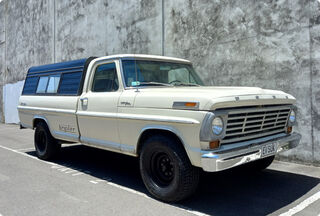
80 98 88 106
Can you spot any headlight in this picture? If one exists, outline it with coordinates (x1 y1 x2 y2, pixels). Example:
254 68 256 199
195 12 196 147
289 110 296 123
212 117 224 135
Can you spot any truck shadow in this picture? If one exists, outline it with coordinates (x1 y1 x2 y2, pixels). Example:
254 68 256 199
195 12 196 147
26 144 320 216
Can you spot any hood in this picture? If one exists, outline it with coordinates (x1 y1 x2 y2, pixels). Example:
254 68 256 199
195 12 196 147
133 86 296 110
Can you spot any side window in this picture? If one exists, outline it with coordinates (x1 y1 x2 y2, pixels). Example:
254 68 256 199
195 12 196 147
92 62 119 92
36 75 61 94
36 77 49 93
59 72 82 95
46 75 61 93
22 77 39 95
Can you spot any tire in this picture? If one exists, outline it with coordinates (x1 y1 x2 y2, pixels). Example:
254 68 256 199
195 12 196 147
34 121 61 160
245 155 275 172
139 135 199 202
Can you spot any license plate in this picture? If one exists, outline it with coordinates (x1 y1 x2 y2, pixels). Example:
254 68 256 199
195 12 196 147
261 143 277 157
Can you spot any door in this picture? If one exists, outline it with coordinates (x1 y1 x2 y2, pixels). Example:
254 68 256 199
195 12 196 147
77 61 122 151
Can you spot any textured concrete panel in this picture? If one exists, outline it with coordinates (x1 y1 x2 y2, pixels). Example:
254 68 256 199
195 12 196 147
309 0 320 27
164 0 309 57
256 0 309 34
55 0 162 62
5 0 54 84
271 27 312 163
164 0 258 61
103 0 162 55
310 24 320 163
0 1 4 45
165 0 314 164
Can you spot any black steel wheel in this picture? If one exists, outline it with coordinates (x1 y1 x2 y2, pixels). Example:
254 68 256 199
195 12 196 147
34 121 61 160
150 151 175 186
139 134 199 202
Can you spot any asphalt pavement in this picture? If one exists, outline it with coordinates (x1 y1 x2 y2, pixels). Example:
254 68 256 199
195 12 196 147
0 123 319 216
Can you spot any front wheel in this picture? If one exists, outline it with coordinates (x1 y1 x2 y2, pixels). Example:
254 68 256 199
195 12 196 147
139 135 199 202
34 121 61 160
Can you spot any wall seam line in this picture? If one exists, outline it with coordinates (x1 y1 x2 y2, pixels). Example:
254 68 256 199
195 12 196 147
161 0 165 56
308 1 315 165
53 0 56 63
2 0 7 123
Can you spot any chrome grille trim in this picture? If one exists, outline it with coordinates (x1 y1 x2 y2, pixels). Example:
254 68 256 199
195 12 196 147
221 106 291 144
226 105 290 114
227 111 289 120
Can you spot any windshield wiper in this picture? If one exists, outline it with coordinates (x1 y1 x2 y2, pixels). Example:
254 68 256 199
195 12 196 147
134 82 173 87
173 82 200 86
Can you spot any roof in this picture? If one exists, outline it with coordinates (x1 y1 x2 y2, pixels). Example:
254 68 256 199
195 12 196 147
27 54 191 77
27 58 89 77
94 54 191 64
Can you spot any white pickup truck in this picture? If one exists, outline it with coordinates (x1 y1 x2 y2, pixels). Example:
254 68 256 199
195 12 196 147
18 54 301 202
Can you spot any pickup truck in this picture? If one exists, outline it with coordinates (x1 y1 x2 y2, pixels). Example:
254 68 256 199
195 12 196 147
18 54 301 202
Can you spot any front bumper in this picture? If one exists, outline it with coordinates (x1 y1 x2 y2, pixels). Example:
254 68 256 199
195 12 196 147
201 132 301 172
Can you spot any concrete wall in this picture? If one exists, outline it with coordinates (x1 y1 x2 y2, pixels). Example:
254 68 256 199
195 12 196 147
164 0 320 165
55 0 162 61
310 0 320 164
0 0 319 165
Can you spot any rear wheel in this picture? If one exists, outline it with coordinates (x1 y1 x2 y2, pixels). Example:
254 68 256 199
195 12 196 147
139 135 199 202
34 121 61 160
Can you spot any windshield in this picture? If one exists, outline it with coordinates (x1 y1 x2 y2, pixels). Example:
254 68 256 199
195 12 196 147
121 60 204 87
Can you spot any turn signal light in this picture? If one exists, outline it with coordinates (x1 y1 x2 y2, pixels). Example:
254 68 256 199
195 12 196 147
209 140 220 149
185 102 197 107
287 126 293 134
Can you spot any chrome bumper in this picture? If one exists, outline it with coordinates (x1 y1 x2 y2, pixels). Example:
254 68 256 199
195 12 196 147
201 132 301 172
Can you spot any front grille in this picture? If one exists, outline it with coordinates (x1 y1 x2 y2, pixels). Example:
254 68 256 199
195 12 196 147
221 106 291 144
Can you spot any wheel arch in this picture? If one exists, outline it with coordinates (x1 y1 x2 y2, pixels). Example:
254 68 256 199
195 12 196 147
136 126 189 158
32 116 56 139
33 116 50 128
